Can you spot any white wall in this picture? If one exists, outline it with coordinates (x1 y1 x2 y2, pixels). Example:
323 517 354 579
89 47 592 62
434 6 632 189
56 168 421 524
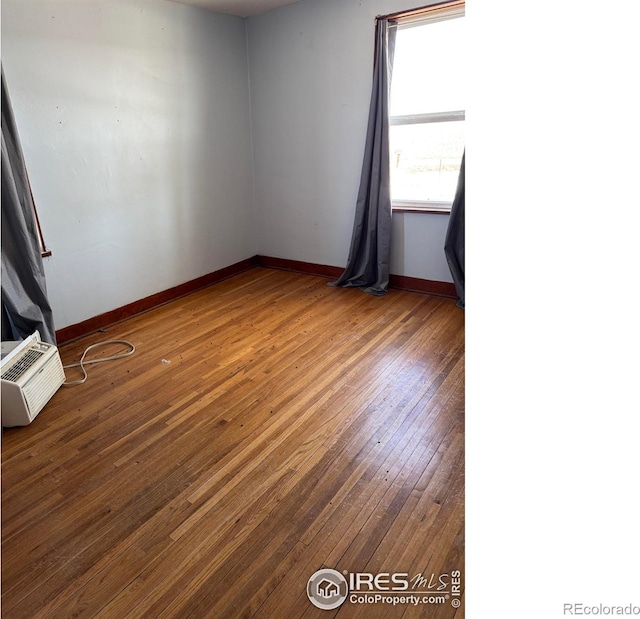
247 0 454 283
1 0 255 329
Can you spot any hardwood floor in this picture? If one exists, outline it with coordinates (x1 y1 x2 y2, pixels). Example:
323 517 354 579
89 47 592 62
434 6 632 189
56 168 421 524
1 268 464 618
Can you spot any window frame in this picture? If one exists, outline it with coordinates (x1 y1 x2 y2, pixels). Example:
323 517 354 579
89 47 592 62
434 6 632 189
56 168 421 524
385 0 465 215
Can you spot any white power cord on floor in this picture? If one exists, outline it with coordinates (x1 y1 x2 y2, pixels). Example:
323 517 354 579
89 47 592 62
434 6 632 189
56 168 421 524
63 340 136 386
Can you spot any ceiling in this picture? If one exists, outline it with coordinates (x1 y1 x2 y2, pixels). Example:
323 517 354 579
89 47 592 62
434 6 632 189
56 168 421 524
164 0 302 17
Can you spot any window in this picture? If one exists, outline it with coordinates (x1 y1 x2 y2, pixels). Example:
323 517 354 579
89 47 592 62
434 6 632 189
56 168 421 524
389 1 465 213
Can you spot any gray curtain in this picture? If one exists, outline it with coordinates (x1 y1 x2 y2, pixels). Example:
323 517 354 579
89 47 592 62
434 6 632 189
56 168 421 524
444 151 465 309
1 68 56 344
330 19 397 296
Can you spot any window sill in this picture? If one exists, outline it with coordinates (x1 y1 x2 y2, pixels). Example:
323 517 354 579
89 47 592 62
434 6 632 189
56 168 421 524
392 201 451 215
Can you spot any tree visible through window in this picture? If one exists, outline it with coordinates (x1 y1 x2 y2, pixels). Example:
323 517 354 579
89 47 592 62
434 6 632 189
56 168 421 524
389 1 465 213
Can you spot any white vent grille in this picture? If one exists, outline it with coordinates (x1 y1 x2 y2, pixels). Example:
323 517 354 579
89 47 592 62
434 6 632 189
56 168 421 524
1 348 46 382
22 355 66 419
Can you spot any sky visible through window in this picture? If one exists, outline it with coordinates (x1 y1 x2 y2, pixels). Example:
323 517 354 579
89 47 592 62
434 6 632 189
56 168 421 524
390 16 465 204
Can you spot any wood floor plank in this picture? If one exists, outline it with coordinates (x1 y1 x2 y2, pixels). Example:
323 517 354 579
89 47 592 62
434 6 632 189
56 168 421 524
2 267 464 618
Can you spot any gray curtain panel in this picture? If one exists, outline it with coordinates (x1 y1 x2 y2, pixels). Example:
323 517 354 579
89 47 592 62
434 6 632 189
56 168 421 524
444 151 465 309
330 19 397 296
1 68 57 344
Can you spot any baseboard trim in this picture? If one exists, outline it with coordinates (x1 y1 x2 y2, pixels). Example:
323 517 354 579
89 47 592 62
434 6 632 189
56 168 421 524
56 254 456 345
56 256 259 345
256 256 343 279
389 274 457 298
257 255 457 299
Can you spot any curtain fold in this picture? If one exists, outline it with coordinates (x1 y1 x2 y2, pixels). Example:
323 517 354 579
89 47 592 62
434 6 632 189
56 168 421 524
444 151 465 309
330 19 397 296
1 68 57 344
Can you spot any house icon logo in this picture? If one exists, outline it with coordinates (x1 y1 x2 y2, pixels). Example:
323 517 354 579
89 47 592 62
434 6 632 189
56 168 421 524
318 578 339 597
307 568 348 610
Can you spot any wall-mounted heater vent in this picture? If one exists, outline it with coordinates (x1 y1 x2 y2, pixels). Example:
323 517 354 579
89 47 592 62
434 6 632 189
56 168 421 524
1 331 66 427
